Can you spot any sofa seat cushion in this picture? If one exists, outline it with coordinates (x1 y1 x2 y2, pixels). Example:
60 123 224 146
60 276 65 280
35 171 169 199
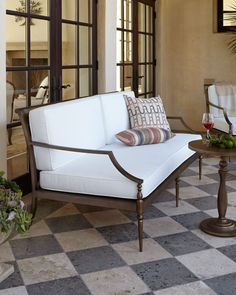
214 117 236 135
40 133 201 199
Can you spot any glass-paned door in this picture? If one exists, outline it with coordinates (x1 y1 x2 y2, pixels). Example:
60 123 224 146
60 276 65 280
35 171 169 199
6 0 97 186
117 0 156 98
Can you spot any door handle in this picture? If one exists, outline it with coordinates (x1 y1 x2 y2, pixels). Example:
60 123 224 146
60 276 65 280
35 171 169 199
61 84 71 89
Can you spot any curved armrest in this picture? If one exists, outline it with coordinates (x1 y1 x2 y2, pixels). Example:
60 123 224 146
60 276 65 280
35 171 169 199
30 141 143 185
167 116 203 136
208 102 233 133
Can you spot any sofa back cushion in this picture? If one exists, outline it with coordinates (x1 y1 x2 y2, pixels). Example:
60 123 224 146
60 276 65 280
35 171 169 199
99 91 135 144
29 96 106 171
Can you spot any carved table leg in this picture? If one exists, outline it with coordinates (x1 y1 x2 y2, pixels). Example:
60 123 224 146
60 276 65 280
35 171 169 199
200 156 236 236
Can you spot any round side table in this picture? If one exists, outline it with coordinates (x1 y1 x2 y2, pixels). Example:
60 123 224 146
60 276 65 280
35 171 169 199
189 140 236 237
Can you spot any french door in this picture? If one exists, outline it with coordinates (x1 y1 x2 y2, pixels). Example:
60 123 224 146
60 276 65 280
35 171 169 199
6 0 97 186
117 0 156 98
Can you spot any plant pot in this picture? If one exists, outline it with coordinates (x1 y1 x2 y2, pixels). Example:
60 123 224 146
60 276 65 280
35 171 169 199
0 229 14 283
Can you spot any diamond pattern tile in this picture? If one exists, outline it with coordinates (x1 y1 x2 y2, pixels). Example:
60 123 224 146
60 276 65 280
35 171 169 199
1 156 236 294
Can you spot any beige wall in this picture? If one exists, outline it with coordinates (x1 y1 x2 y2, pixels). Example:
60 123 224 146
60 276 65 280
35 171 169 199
157 0 236 130
0 0 6 172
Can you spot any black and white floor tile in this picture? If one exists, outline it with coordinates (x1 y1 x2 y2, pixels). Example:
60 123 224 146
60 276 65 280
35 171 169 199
1 157 236 294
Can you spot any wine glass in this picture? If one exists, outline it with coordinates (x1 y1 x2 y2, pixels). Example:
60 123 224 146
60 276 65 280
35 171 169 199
202 113 214 140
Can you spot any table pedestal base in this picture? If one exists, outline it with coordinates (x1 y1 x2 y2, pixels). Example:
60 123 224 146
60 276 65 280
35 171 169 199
200 218 236 237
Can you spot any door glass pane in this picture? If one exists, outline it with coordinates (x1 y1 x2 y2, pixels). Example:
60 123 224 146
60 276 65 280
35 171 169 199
124 0 132 30
79 26 91 65
117 30 122 63
146 6 153 34
138 34 145 63
146 35 153 62
80 68 91 97
62 0 77 21
30 70 49 106
124 32 132 62
62 69 77 100
30 0 49 16
117 0 122 28
62 23 77 65
116 66 123 91
7 71 27 122
7 0 26 12
138 65 145 94
7 125 28 180
124 65 132 91
79 0 89 23
6 15 27 67
138 2 145 32
224 0 235 10
31 19 49 66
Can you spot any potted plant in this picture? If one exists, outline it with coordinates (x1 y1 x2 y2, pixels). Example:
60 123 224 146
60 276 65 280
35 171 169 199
0 171 32 282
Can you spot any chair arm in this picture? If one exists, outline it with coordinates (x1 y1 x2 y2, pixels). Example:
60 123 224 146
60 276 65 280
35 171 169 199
167 116 203 135
30 141 143 185
208 102 233 133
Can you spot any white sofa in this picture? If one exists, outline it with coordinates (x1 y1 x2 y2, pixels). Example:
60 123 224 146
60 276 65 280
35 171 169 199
19 91 201 251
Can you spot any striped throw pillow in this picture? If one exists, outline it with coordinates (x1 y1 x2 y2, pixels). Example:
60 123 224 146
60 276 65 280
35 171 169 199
116 127 174 146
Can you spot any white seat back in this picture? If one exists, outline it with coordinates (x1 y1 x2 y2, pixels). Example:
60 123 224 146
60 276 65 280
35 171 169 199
99 91 135 144
29 96 106 171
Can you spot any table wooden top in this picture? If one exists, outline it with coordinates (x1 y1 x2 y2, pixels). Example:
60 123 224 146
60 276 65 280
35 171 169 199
189 140 236 157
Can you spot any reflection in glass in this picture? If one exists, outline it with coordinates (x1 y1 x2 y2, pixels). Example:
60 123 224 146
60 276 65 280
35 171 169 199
6 0 26 12
6 15 27 67
62 23 77 65
138 65 145 94
147 65 153 93
79 26 91 65
147 36 153 63
30 71 49 105
30 19 49 66
124 65 132 91
224 0 235 10
80 69 91 97
30 0 49 16
62 0 77 20
7 71 27 122
62 69 77 100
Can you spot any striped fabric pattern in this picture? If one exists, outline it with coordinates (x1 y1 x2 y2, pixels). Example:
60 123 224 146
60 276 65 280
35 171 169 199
116 127 174 146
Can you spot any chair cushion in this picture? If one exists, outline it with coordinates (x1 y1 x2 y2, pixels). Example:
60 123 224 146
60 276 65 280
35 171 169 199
214 117 236 135
40 133 201 199
124 95 171 130
29 96 106 171
116 127 174 146
99 91 135 144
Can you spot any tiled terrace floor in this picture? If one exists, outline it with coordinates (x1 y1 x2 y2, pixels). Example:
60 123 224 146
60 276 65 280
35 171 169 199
1 157 236 294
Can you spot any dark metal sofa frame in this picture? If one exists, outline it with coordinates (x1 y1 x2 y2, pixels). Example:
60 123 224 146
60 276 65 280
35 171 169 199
17 105 201 252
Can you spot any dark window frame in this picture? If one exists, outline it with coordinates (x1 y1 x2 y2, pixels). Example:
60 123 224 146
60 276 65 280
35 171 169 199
217 0 236 32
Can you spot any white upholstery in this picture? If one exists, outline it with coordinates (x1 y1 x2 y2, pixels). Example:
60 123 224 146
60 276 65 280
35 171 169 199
208 85 221 117
99 91 135 144
214 117 236 135
208 85 236 134
40 133 201 199
29 96 106 171
36 76 48 99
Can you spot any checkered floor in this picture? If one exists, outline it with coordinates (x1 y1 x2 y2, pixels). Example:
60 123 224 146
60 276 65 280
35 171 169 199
1 157 236 295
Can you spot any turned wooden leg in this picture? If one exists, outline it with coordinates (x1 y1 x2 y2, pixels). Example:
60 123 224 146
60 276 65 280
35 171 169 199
199 155 203 180
218 156 228 220
175 177 180 207
137 184 144 252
